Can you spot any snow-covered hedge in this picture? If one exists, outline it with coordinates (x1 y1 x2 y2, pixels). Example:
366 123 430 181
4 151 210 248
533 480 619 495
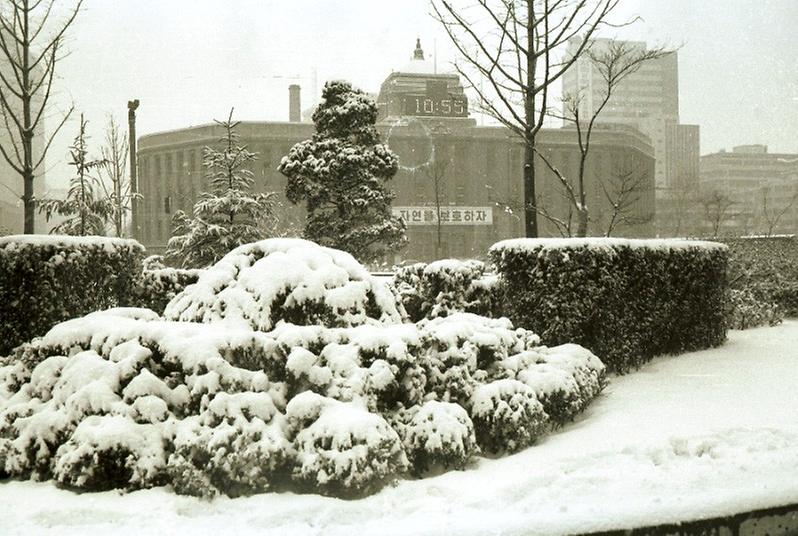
392 259 500 321
490 238 729 372
0 239 608 498
164 239 402 330
0 235 145 355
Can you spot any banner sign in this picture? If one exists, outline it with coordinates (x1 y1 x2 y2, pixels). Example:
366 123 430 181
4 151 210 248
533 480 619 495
393 206 493 226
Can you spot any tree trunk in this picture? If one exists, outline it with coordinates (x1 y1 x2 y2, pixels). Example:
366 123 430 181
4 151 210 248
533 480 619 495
576 207 589 237
523 139 538 238
23 169 34 234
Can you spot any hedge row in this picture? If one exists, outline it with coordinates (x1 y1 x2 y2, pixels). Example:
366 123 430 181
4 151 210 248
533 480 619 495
489 238 729 372
723 236 798 317
0 235 145 355
0 236 201 354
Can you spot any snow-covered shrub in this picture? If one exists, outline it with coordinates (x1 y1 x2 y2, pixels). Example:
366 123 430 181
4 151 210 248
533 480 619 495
725 288 783 330
164 238 402 331
470 379 548 454
0 311 287 492
393 260 500 321
490 238 728 372
52 416 169 491
286 392 406 496
398 400 479 474
130 264 203 314
415 313 538 405
498 344 606 426
392 263 426 321
0 235 145 354
0 240 611 499
167 394 292 498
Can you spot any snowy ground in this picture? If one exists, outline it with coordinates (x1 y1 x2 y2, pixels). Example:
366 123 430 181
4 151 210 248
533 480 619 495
2 321 798 535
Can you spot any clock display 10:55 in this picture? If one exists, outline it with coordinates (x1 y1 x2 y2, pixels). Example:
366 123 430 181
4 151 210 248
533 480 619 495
404 95 467 117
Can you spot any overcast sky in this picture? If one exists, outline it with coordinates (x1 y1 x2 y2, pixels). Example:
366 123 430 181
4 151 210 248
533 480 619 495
42 0 798 189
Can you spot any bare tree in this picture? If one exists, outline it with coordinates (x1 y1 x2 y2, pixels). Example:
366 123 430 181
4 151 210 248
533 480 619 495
600 162 652 237
432 0 625 238
540 39 669 236
699 190 737 238
97 115 140 237
759 186 798 237
0 0 83 233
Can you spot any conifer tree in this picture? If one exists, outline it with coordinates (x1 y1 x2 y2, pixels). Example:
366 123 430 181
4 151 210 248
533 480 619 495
279 81 406 262
38 115 114 235
166 110 278 268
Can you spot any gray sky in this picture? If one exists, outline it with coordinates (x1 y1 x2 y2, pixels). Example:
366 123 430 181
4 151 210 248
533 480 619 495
43 0 797 189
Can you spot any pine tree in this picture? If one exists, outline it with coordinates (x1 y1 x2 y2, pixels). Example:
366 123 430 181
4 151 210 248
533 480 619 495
279 80 406 262
166 109 278 268
38 115 114 235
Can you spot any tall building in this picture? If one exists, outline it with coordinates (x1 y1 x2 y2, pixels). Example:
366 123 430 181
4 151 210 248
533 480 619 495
562 37 701 237
133 40 656 261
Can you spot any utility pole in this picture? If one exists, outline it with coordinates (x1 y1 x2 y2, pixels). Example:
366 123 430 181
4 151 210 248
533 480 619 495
128 99 140 239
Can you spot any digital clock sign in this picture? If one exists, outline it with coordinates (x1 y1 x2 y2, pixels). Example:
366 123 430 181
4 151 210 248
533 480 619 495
402 94 468 118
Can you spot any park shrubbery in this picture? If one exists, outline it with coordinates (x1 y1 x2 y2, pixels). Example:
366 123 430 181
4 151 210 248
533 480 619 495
0 237 204 355
0 238 606 498
0 235 145 355
392 259 500 322
489 238 729 373
725 237 798 318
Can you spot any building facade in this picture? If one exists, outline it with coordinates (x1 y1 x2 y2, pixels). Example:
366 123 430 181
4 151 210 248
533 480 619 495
133 41 656 262
699 145 798 236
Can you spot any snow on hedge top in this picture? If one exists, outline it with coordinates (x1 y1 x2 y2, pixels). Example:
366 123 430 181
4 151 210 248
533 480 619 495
490 237 728 255
0 234 143 253
164 238 402 331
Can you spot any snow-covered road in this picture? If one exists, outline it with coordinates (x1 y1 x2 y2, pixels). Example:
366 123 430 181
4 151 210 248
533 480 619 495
2 321 797 535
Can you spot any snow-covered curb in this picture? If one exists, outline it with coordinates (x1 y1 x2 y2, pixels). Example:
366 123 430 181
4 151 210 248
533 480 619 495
2 321 797 535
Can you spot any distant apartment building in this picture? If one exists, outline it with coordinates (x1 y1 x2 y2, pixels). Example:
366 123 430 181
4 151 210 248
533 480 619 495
562 37 701 236
699 145 798 236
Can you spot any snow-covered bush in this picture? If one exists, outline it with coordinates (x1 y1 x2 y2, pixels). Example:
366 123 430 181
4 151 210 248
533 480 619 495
0 240 610 499
164 238 402 331
470 379 548 454
52 416 169 491
0 235 144 354
725 288 783 330
130 263 203 314
286 392 406 496
490 238 729 372
497 344 607 426
393 259 500 321
167 396 292 498
397 400 479 474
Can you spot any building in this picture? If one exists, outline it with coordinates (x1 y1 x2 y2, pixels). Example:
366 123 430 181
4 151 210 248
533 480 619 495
561 37 700 237
133 40 655 261
699 145 798 236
